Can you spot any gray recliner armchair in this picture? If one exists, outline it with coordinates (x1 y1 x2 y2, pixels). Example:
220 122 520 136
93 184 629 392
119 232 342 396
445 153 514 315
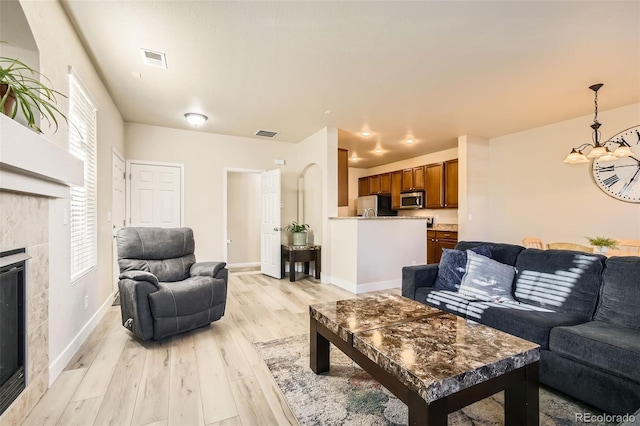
116 227 228 341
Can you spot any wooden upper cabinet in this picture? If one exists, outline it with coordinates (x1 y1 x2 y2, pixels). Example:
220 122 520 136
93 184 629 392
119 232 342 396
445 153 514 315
401 166 425 192
369 175 380 194
444 159 458 208
367 173 391 195
425 163 444 208
358 177 370 197
391 171 402 209
379 173 391 194
401 169 414 192
338 148 348 207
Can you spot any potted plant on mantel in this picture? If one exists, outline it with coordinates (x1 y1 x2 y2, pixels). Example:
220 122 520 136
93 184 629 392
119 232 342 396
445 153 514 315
1 43 67 133
586 236 618 254
284 221 310 246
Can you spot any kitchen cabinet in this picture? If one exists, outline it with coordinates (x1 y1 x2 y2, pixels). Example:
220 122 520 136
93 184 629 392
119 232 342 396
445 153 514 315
425 163 444 208
338 148 348 207
367 173 391 195
358 177 370 197
444 159 458 208
391 171 402 210
424 160 458 209
401 166 425 192
427 230 458 263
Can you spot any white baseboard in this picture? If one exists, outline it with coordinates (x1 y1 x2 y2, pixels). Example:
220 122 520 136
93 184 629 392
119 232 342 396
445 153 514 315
48 292 114 386
327 276 400 294
226 262 260 268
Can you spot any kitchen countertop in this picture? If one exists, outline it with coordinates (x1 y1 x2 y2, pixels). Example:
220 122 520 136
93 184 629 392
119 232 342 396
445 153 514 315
329 216 428 220
431 224 458 231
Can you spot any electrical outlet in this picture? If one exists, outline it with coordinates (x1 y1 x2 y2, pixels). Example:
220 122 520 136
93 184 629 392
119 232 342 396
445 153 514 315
412 260 417 265
84 296 89 310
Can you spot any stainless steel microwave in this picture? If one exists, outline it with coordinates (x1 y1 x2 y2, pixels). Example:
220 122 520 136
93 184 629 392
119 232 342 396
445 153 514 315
399 191 424 209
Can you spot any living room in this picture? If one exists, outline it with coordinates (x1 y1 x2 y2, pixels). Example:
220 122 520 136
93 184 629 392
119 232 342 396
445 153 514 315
1 1 639 425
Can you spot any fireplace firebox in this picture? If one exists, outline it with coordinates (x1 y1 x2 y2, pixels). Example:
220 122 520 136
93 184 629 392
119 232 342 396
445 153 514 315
0 249 28 416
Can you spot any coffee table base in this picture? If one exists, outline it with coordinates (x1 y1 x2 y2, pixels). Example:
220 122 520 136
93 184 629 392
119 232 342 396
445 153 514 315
310 317 539 426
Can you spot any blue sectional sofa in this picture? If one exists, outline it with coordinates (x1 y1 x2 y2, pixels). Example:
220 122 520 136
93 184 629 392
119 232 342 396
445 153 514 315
402 241 640 415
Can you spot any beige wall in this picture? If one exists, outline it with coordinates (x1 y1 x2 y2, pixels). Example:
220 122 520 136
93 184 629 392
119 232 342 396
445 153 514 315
19 0 125 382
458 135 490 240
226 172 261 265
487 102 640 245
125 123 298 261
295 127 338 278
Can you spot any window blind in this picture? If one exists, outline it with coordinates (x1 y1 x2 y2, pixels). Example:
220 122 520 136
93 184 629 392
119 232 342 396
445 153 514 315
69 72 98 281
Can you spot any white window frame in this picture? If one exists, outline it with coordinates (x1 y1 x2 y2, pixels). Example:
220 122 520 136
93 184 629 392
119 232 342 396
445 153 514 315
69 69 98 282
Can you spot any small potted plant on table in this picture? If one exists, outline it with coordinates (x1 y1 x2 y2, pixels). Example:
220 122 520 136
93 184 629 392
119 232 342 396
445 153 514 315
285 221 310 246
586 236 617 254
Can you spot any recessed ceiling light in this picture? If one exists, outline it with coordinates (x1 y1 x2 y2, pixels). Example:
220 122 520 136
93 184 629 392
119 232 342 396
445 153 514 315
324 110 333 115
375 148 382 154
361 131 371 137
131 71 141 79
406 138 414 144
184 112 208 126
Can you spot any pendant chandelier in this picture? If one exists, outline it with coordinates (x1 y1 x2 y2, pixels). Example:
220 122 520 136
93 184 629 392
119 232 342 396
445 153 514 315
564 84 633 164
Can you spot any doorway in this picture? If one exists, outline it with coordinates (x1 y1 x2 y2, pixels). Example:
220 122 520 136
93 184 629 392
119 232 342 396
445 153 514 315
226 171 262 267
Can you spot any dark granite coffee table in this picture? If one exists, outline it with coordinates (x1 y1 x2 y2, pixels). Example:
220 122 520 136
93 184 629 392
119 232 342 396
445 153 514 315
309 294 540 425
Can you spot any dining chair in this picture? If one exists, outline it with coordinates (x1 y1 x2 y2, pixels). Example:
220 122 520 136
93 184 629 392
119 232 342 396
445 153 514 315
546 242 595 253
522 237 544 249
607 239 640 257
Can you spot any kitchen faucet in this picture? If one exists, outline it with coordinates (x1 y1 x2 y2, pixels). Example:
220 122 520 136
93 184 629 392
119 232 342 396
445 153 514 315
363 208 376 218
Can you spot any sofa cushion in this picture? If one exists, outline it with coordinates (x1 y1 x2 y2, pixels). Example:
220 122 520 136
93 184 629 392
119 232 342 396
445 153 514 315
149 276 225 318
433 245 493 291
120 255 196 282
513 249 605 319
455 241 524 266
467 301 587 349
594 256 640 330
550 321 640 384
459 250 516 302
415 288 476 318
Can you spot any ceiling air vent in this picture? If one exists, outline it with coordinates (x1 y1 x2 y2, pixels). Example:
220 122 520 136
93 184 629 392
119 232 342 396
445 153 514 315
255 129 279 138
140 48 167 69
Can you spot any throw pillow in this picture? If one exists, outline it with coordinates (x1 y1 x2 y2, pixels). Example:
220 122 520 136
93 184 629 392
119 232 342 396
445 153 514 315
459 250 516 302
433 245 493 291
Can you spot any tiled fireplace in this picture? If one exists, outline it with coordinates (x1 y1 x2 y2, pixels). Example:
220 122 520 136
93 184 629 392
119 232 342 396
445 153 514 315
0 194 50 425
0 114 83 425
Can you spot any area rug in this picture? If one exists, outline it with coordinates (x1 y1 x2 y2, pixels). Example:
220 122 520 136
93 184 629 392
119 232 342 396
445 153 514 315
254 334 615 426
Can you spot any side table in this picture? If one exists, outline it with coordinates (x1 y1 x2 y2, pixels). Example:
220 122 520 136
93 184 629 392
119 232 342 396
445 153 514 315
281 244 321 282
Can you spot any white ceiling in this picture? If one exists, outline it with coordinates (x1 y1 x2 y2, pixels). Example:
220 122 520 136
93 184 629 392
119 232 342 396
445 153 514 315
60 1 640 168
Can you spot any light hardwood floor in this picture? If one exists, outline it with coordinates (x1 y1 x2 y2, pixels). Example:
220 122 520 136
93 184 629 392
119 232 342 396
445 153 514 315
24 271 397 426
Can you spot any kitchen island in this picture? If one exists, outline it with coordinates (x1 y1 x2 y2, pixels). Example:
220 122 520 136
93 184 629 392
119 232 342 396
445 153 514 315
328 216 426 293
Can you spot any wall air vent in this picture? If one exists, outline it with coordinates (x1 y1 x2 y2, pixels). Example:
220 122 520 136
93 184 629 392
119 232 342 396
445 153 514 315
140 48 167 69
255 129 279 138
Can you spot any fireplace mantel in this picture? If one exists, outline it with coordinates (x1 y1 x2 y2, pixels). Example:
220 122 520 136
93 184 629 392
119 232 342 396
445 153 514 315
0 114 83 198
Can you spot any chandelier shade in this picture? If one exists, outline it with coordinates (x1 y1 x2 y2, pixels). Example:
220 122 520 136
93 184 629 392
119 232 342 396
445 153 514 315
563 84 631 164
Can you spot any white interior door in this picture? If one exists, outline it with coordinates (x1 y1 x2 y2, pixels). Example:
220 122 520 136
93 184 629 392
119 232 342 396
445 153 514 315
128 161 183 228
112 151 126 294
261 169 281 278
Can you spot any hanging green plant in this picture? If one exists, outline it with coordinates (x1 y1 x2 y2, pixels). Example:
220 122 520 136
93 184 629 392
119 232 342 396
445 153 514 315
1 44 67 133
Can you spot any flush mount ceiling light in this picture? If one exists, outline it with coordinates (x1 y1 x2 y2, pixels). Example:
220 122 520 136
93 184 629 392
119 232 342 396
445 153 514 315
564 84 633 164
184 113 208 126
